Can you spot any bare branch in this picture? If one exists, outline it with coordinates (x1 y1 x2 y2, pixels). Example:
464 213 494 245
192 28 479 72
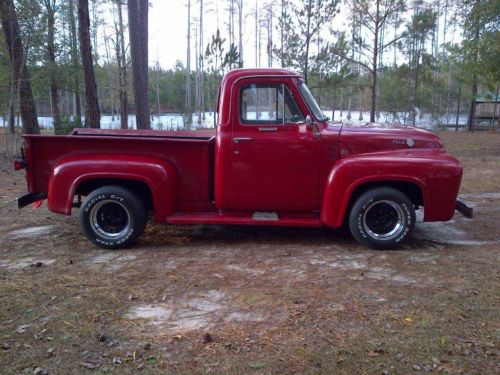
335 52 374 74
378 32 406 52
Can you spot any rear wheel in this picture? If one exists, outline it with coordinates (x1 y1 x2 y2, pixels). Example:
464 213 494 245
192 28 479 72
80 186 147 249
348 187 415 249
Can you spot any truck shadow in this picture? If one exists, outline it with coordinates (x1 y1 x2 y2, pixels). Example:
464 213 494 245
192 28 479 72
139 223 354 249
137 222 436 252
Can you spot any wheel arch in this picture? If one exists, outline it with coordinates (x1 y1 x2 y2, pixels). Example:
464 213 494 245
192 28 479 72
321 172 426 228
47 155 178 221
75 178 154 211
344 180 424 224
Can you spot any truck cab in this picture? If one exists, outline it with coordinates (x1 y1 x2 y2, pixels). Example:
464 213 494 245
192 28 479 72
16 68 470 250
215 69 329 212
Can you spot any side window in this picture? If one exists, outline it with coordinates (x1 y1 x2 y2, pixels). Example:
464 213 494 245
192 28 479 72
240 83 305 125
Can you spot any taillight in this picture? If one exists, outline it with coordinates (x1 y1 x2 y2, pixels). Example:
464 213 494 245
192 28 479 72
14 160 26 170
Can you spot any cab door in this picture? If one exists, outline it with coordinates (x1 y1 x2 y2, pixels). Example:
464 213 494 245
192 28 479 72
227 77 321 212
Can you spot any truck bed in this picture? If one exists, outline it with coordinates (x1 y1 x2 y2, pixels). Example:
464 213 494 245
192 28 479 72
24 128 216 209
72 128 215 140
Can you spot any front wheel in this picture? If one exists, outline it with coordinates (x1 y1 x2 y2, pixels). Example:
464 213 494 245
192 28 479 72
80 186 147 249
348 187 415 249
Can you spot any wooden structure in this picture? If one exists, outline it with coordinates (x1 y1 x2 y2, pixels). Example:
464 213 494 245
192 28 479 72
473 91 499 129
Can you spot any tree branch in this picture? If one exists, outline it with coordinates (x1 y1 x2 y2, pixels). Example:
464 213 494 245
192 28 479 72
378 32 406 52
335 52 374 74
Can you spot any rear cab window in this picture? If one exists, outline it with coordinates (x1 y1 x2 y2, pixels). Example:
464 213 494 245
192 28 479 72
240 83 305 125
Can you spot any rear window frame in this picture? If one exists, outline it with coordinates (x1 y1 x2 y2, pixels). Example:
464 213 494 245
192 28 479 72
238 82 305 126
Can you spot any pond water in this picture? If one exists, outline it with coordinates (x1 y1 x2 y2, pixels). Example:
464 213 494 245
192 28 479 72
0 110 468 131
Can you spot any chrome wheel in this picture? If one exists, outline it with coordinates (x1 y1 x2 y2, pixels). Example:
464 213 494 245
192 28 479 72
89 199 131 240
362 200 405 240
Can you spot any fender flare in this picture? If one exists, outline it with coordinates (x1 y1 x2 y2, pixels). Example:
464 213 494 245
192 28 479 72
320 156 427 227
47 154 178 221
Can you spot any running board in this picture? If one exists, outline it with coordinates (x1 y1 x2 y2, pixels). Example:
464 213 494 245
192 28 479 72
167 212 322 227
252 211 279 221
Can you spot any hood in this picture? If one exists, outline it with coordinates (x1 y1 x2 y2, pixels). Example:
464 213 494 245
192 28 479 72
336 122 444 157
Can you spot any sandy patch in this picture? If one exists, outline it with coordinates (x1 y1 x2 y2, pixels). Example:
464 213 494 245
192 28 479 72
7 225 55 239
0 257 56 270
414 221 499 245
225 264 265 276
85 252 138 271
125 289 276 334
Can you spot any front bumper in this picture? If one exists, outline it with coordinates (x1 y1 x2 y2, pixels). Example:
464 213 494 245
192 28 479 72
17 192 47 209
456 200 473 218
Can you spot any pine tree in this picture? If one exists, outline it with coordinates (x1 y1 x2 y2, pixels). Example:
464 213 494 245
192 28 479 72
128 0 150 129
340 0 406 122
78 0 100 128
68 0 82 125
42 0 62 133
0 0 40 134
185 0 192 128
115 0 128 129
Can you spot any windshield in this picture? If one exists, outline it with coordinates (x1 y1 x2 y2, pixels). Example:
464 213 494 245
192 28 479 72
298 82 328 121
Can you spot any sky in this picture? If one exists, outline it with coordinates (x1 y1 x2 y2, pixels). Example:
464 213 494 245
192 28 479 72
95 0 348 70
98 0 458 71
147 0 284 69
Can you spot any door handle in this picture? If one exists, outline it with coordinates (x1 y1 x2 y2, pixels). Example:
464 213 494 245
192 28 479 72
258 127 278 132
234 137 253 143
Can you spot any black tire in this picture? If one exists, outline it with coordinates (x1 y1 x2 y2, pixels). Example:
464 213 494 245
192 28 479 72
80 186 147 249
348 187 415 249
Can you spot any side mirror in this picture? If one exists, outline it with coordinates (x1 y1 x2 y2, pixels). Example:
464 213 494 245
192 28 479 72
306 115 320 137
306 114 313 125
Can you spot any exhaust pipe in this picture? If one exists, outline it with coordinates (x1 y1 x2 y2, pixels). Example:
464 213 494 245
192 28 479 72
456 200 473 218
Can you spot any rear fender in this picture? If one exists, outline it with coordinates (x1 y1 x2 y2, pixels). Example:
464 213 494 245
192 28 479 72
48 154 178 221
320 152 461 227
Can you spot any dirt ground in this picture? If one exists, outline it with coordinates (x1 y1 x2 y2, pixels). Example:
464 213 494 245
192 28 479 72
0 130 499 374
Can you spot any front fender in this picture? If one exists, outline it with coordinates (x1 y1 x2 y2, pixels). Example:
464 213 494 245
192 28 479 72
48 154 178 221
321 150 462 227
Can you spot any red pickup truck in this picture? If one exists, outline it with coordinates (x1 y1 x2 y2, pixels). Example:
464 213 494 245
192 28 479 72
15 68 471 249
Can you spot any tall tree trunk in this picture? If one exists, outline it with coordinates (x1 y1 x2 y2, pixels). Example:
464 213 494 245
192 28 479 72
370 0 380 123
116 0 128 129
347 86 352 120
128 0 150 129
467 79 478 131
228 0 234 68
339 87 343 118
455 83 461 131
303 0 312 84
258 16 261 67
7 79 16 133
359 90 364 121
155 64 160 120
45 0 62 133
185 0 192 128
78 0 100 128
267 7 272 67
237 0 243 67
199 0 205 121
0 0 40 134
491 84 499 128
331 92 335 121
194 26 200 125
280 0 285 67
467 0 481 132
69 0 82 125
255 0 258 67
91 0 98 60
103 26 114 121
